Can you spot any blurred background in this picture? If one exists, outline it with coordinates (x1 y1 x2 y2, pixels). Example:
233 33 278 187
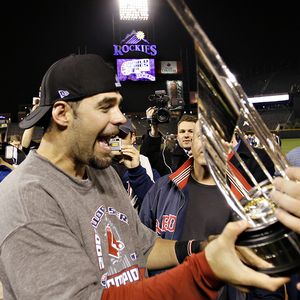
2 0 300 152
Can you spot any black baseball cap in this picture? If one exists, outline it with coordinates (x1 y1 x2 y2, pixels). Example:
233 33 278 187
119 118 135 136
19 53 121 129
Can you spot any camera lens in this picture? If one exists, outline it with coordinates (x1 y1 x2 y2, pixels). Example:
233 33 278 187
157 108 170 123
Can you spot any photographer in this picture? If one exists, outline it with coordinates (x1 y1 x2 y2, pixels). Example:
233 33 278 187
140 109 197 176
6 135 26 165
111 118 160 211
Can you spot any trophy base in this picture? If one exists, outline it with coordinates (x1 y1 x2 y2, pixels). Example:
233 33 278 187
236 221 300 276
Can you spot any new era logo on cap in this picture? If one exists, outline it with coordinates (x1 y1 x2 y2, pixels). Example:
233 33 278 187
115 75 121 88
58 90 70 98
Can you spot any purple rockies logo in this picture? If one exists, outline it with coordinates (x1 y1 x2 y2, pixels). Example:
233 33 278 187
113 30 157 56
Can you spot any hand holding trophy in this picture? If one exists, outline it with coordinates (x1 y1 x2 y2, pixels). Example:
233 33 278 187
166 0 300 276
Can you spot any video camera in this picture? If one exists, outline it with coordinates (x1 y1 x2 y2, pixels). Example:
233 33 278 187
148 90 171 124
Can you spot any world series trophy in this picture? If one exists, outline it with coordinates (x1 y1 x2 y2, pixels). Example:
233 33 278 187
166 0 300 275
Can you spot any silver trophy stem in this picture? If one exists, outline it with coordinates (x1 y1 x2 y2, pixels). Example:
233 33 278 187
225 169 252 201
230 147 260 188
166 0 300 275
199 115 254 225
235 127 273 183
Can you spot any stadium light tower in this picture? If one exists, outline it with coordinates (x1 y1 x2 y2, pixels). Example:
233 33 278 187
118 0 149 21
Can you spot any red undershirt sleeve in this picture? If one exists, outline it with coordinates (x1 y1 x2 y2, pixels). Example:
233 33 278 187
101 251 223 300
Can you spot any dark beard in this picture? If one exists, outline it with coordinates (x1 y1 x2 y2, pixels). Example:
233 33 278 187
88 155 112 169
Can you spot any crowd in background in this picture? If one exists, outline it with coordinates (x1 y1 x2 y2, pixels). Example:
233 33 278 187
1 102 299 299
0 53 299 299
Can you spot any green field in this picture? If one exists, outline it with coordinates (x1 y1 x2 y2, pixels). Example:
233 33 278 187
281 138 300 154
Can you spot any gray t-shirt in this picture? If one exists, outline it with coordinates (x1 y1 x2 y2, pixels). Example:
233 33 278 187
0 151 157 299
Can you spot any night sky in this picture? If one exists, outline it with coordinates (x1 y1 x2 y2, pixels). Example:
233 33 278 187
7 0 299 121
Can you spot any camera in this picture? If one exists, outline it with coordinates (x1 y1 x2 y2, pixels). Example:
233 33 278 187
0 143 19 165
148 90 171 124
32 97 40 106
5 145 18 162
109 137 122 151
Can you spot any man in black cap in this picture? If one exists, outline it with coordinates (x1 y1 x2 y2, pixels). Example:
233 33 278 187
0 53 289 299
111 117 160 211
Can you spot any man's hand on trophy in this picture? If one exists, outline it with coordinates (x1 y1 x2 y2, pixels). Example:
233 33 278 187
196 234 218 252
205 220 290 292
271 166 300 291
271 166 300 235
235 245 273 269
205 231 276 292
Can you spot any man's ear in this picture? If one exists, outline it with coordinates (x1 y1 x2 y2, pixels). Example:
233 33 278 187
51 101 72 127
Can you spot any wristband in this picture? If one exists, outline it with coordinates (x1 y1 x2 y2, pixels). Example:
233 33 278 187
175 239 203 263
191 239 202 253
187 239 194 256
